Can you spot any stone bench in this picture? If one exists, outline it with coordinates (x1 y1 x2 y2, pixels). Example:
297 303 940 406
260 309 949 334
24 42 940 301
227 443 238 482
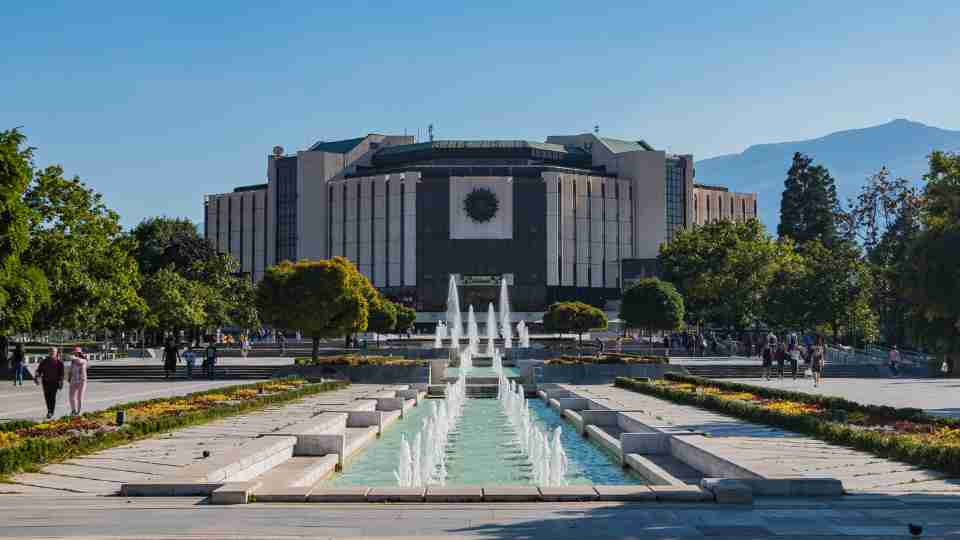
252 455 339 502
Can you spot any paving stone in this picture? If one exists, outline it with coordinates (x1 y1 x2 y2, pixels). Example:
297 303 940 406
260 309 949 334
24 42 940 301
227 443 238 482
594 484 657 501
210 481 260 505
366 487 425 502
254 485 311 503
482 485 542 502
538 485 599 502
700 478 752 504
306 487 370 503
424 486 484 502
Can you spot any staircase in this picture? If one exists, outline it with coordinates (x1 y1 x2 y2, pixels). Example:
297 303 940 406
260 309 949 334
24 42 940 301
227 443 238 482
86 365 278 381
683 364 884 379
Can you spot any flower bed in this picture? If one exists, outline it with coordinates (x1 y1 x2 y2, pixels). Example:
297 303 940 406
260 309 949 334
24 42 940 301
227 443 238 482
545 354 667 365
614 375 960 475
294 355 423 367
0 378 349 479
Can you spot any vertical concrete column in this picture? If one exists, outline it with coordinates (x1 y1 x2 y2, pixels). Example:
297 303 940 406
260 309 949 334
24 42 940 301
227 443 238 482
345 179 358 264
359 177 373 280
266 156 277 267
575 174 589 287
560 174 575 286
604 178 618 288
402 173 418 286
544 172 560 286
589 176 603 288
330 181 344 257
253 190 266 282
388 174 402 286
373 175 387 287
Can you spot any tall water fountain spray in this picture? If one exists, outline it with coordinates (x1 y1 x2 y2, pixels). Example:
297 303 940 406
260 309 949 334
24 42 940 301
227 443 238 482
467 305 479 354
433 321 447 349
499 279 512 349
395 367 468 487
486 303 497 355
446 275 462 346
497 375 568 486
516 320 530 348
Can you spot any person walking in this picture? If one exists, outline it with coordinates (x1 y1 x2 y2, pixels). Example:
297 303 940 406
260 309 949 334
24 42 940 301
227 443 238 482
162 340 180 379
811 336 825 387
11 343 26 386
204 341 217 379
888 345 901 377
35 347 64 419
240 335 250 359
182 346 196 380
788 342 801 380
761 338 774 380
775 341 787 380
67 347 88 415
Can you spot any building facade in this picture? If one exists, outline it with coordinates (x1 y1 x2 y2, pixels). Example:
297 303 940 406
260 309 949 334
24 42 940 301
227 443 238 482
692 183 758 226
205 132 753 313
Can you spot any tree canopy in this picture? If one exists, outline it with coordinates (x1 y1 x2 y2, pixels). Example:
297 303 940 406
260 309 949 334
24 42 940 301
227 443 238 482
542 301 608 345
778 152 840 246
256 257 368 359
619 278 685 335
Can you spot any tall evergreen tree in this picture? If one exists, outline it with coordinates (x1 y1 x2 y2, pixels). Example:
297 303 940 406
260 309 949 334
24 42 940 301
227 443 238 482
778 152 840 246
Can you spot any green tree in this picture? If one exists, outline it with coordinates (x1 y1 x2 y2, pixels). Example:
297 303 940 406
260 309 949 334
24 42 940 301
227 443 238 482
542 301 608 347
256 257 368 360
395 304 417 336
660 219 783 330
0 129 49 338
778 152 840 246
763 242 811 333
130 217 209 275
801 240 876 343
619 278 685 336
904 152 960 372
141 267 206 339
366 297 398 346
23 163 144 333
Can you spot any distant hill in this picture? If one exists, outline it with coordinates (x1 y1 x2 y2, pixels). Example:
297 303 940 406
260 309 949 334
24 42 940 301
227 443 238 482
695 119 960 230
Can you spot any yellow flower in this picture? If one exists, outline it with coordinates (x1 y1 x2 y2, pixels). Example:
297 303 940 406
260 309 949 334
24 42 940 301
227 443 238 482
230 389 258 400
0 431 21 450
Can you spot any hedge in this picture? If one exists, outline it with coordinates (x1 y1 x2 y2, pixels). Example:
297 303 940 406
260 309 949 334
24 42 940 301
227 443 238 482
0 379 349 479
545 354 668 365
294 355 425 367
614 376 960 476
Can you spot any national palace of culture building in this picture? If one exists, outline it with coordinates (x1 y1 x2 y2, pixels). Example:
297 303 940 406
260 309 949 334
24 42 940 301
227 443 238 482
204 132 757 316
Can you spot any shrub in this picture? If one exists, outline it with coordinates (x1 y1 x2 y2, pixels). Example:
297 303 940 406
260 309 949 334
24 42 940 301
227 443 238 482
294 355 422 366
545 354 667 365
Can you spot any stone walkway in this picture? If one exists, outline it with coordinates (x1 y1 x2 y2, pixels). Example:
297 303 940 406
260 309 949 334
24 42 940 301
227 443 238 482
565 384 960 495
0 379 261 421
4 384 404 496
730 377 960 418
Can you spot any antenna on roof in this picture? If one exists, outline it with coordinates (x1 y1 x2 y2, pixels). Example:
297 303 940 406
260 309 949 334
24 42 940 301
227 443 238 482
428 123 434 142
594 124 600 135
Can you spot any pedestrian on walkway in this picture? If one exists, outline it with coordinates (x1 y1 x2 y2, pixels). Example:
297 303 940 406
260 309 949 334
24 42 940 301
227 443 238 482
204 341 217 379
776 341 787 380
162 340 180 379
889 345 901 377
35 347 64 419
811 336 825 387
67 347 88 415
788 342 801 380
761 337 774 380
183 346 196 379
11 343 26 386
240 334 250 359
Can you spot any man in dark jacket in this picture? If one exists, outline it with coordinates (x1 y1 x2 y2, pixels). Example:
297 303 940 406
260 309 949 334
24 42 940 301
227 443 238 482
35 348 64 419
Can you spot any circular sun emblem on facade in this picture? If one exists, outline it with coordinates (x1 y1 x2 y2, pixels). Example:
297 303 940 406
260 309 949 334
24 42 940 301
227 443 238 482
463 187 499 223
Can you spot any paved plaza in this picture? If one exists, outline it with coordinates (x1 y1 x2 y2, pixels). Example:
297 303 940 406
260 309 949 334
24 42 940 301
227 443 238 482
730 377 960 418
0 379 261 422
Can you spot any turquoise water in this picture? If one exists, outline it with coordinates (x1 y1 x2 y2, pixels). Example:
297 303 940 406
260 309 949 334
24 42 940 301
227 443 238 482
323 398 642 486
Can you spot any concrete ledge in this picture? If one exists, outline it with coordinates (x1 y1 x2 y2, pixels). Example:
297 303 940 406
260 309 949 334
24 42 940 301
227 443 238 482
343 410 383 434
701 478 753 504
621 433 669 455
381 410 402 430
554 397 589 412
120 482 224 497
367 487 425 502
307 487 370 502
211 481 261 505
565 410 586 435
585 425 622 458
539 486 599 502
343 427 379 458
594 484 657 501
255 485 312 503
254 455 338 493
742 478 844 497
424 486 484 502
483 485 542 502
623 454 687 486
649 485 713 502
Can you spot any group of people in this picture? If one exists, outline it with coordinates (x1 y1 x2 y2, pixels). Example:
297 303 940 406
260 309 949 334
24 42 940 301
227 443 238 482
162 341 219 379
27 347 90 418
761 334 826 386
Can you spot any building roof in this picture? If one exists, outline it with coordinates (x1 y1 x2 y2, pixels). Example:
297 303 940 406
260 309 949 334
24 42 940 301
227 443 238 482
375 140 571 156
308 136 366 154
598 137 655 153
694 183 730 192
233 183 267 193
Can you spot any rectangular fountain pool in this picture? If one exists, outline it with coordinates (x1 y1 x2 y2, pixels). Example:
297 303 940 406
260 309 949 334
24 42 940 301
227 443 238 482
323 398 644 487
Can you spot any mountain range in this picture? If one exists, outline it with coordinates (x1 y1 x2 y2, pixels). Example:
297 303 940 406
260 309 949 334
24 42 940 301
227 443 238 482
695 119 960 230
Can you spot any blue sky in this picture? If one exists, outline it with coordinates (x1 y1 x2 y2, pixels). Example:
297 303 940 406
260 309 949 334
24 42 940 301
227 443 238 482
3 1 958 228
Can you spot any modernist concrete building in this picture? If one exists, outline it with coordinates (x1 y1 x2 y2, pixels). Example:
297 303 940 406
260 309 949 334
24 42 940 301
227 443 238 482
204 132 753 313
692 183 758 226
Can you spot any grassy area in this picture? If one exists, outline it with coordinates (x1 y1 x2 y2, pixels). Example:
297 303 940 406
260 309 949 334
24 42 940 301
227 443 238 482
615 375 960 475
293 355 425 366
0 378 349 480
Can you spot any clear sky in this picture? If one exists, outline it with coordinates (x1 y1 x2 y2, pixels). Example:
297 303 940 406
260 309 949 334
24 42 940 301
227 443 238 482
3 1 958 228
